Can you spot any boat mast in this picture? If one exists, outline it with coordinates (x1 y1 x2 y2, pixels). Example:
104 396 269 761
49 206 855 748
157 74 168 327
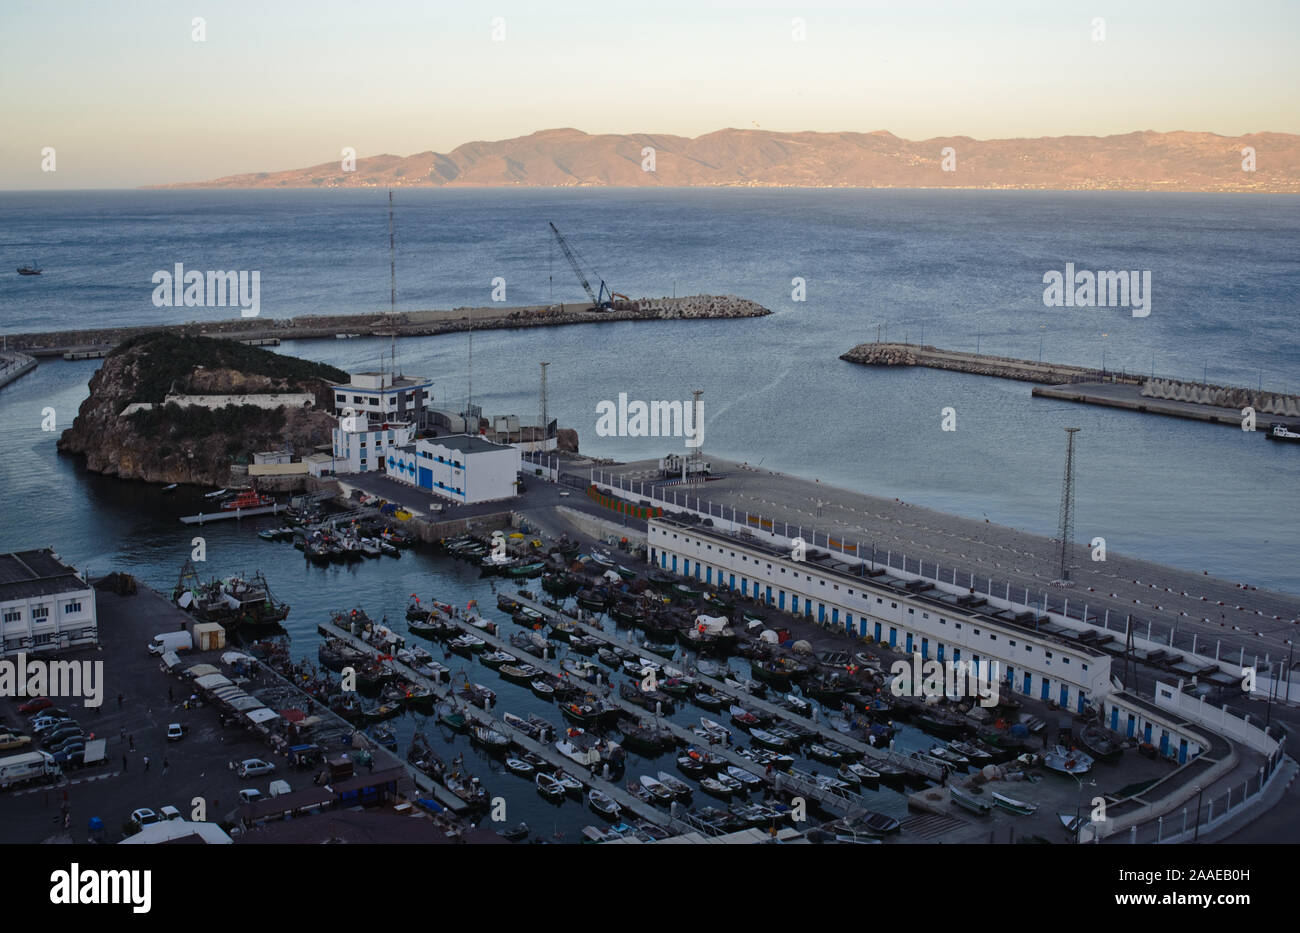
388 189 399 378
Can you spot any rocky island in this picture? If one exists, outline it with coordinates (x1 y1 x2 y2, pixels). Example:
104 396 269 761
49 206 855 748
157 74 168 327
57 334 347 486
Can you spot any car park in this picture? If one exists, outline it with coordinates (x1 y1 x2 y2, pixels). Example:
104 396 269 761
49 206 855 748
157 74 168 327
236 758 275 778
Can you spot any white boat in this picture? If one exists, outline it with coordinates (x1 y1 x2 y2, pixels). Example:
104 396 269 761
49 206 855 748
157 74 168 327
639 774 674 803
1043 745 1093 776
699 718 731 743
949 786 991 816
536 772 565 800
726 765 763 788
588 789 621 818
992 792 1038 815
655 771 692 799
203 488 227 499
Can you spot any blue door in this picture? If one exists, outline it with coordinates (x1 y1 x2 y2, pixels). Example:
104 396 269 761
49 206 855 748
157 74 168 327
1127 714 1136 738
905 633 913 654
661 553 667 568
741 579 747 595
1005 664 1013 687
921 638 929 659
1143 723 1152 744
695 564 702 581
765 586 772 605
818 604 826 624
831 608 839 627
845 613 852 632
778 591 785 610
1040 678 1050 701
791 596 799 614
1159 731 1169 756
683 559 690 577
875 622 882 642
937 644 945 662
1024 672 1032 695
1178 738 1187 764
889 628 897 647
729 574 735 591
1077 693 1085 714
859 619 867 637
418 466 433 489
1060 683 1068 707
1110 706 1119 731
705 567 712 584
952 649 960 663
671 556 677 572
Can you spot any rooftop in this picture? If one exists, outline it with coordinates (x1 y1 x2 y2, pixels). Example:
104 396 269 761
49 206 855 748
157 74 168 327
0 549 89 601
422 434 514 454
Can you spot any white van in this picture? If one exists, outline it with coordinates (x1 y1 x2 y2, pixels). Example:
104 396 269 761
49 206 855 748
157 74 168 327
268 779 291 798
148 631 193 656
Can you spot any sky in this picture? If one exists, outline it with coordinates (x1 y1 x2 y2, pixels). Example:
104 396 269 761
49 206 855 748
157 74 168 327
1 0 1297 189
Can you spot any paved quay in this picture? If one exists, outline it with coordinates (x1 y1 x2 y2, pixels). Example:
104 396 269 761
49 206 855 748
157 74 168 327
573 455 1300 668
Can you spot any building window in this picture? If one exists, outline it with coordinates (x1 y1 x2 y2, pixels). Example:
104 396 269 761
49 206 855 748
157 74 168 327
64 601 82 614
955 622 962 630
1045 651 1053 659
32 606 50 620
1025 646 1033 653
974 628 980 635
1009 640 1016 647
922 612 929 619
908 608 914 614
890 602 897 609
1081 663 1088 671
989 635 996 641
33 633 51 645
1062 657 1070 664
2 610 21 624
335 394 345 403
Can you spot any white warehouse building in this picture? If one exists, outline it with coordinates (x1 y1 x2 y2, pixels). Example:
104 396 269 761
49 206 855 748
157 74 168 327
0 550 98 656
386 434 520 504
647 518 1113 715
331 410 414 474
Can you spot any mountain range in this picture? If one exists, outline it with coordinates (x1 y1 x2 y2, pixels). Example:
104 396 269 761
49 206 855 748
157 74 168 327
149 127 1300 192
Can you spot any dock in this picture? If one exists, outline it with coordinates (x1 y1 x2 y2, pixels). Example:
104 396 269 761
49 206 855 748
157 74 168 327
180 503 287 524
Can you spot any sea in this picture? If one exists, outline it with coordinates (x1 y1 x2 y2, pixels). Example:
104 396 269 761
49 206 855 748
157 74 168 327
0 188 1296 839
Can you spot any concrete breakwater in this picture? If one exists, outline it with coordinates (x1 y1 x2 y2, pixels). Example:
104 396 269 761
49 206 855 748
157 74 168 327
839 341 1141 386
0 351 37 389
4 294 771 358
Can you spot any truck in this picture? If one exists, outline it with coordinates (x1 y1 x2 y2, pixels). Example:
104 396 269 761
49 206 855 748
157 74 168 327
0 751 60 791
147 631 193 656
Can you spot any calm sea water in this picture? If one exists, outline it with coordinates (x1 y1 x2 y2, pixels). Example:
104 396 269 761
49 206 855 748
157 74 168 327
0 188 1296 837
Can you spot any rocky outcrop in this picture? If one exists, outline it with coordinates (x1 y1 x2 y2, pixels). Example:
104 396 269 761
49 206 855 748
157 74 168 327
555 428 579 453
56 335 341 486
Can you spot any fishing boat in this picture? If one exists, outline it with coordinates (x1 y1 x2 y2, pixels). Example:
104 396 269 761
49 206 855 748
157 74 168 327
535 772 565 801
699 718 732 743
639 774 675 805
470 723 510 755
480 649 516 671
699 777 732 799
16 262 42 275
554 769 585 797
443 770 489 809
1266 422 1300 443
693 687 727 712
460 683 496 709
655 771 693 800
862 812 902 836
449 633 486 655
220 490 275 511
1043 745 1094 777
991 792 1038 815
845 762 881 788
203 488 228 499
728 706 760 730
161 483 178 493
808 743 844 765
749 728 790 751
506 561 546 579
1079 723 1123 762
949 786 991 816
726 765 764 789
587 789 621 819
738 747 796 770
530 678 556 701
588 549 615 568
505 756 536 777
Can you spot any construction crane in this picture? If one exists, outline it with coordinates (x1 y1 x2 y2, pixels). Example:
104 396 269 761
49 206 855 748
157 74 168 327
548 221 629 311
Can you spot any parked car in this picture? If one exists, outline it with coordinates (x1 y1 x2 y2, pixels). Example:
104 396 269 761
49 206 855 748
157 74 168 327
130 808 158 828
238 788 262 805
40 724 83 746
0 733 31 751
236 758 275 778
28 707 68 723
31 715 72 733
17 698 53 714
165 723 189 742
158 805 182 821
53 749 84 769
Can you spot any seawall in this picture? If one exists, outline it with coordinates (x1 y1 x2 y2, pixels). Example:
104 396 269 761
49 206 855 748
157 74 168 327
0 352 37 390
839 342 1142 385
4 294 771 358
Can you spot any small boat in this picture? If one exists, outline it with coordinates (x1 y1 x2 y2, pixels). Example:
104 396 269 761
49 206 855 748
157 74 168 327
862 812 902 836
749 728 789 750
588 789 621 819
497 822 531 842
1043 745 1094 777
505 757 536 777
536 772 565 801
949 786 991 816
992 792 1038 815
808 743 844 765
846 762 881 787
554 770 585 796
589 549 616 568
1058 812 1090 837
1079 723 1124 762
699 718 731 744
17 262 42 276
655 771 693 800
203 488 228 499
161 483 178 493
220 490 274 511
1265 422 1300 443
530 678 556 701
699 777 732 799
726 765 763 789
639 774 675 805
470 723 510 755
728 705 761 730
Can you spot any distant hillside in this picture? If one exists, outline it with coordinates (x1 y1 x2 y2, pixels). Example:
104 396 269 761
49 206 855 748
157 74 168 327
147 127 1300 193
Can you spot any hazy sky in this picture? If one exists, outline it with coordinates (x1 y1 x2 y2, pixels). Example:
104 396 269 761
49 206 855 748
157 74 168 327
2 0 1296 188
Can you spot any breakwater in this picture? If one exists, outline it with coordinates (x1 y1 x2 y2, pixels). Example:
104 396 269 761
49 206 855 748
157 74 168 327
4 294 771 358
0 351 36 389
839 342 1140 385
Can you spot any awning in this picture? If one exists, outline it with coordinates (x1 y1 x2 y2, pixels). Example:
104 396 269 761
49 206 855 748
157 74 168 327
246 707 279 724
221 651 254 665
194 673 233 690
227 696 263 712
279 709 305 723
187 664 221 678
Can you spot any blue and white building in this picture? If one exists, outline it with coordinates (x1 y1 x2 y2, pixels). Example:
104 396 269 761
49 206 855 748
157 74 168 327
386 434 520 504
330 371 433 427
0 550 98 656
331 410 414 474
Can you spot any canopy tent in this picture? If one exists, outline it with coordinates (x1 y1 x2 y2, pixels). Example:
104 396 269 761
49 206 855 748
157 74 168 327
245 707 280 724
186 664 221 679
193 673 233 690
758 629 780 644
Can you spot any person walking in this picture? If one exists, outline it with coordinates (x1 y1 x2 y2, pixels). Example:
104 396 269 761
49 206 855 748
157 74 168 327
128 734 135 751
143 755 150 772
162 758 170 777
168 685 174 702
122 754 128 772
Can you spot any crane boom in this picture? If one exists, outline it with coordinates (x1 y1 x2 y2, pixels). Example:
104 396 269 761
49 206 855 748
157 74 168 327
548 221 606 310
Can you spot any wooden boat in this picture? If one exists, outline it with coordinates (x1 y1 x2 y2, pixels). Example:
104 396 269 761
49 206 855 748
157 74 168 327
699 718 731 743
1079 723 1123 762
738 747 796 770
677 754 706 779
862 812 902 836
1043 745 1094 776
845 762 881 788
530 678 556 701
656 771 693 800
470 724 510 755
699 777 732 799
949 786 991 816
726 765 763 789
728 706 760 730
460 683 496 709
502 711 555 744
749 728 789 751
639 774 675 804
808 743 844 765
536 772 565 801
992 792 1038 815
480 650 517 671
693 687 727 712
505 757 536 777
554 769 585 796
499 663 543 686
443 770 489 809
587 789 621 819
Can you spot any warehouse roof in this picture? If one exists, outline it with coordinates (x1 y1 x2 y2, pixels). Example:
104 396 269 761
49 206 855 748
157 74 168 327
0 550 89 601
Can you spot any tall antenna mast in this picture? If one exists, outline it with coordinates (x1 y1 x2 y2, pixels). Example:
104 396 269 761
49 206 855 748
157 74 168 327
466 316 473 434
538 361 550 452
1055 427 1081 582
388 189 398 377
689 388 704 492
